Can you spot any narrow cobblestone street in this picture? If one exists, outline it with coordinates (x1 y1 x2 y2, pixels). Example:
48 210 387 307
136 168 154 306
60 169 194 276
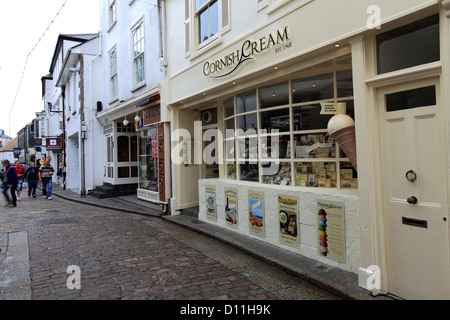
0 193 340 301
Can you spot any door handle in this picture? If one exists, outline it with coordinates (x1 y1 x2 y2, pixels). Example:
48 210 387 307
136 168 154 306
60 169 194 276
407 196 418 205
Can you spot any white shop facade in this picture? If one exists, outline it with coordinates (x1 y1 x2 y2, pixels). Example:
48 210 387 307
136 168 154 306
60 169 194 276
168 0 450 300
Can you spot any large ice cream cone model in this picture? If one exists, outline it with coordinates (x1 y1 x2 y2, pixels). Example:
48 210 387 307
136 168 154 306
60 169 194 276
328 115 357 171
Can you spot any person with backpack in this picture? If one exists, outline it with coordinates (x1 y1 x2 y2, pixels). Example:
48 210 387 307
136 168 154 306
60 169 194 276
25 162 39 198
1 160 18 208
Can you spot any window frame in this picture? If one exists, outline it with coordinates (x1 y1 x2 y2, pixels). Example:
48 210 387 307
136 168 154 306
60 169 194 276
108 0 117 29
185 0 230 58
109 46 118 102
131 18 146 89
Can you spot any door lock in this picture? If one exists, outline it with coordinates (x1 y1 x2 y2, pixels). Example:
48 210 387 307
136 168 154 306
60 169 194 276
407 196 418 205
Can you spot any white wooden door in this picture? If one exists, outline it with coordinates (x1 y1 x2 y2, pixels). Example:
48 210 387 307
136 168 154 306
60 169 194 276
379 79 450 300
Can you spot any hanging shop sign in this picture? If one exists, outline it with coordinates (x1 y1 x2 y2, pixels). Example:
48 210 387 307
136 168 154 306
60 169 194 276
248 190 265 237
205 185 217 222
317 199 346 263
46 137 63 152
278 194 299 247
224 187 238 228
203 26 291 79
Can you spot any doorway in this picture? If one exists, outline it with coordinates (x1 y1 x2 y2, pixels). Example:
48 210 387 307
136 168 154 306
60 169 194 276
378 78 450 299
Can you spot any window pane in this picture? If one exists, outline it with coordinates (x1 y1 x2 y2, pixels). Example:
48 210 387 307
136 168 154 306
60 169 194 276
237 137 258 160
293 134 335 159
209 1 219 37
118 167 130 178
130 136 138 162
337 70 353 98
196 0 207 10
260 108 290 133
259 82 289 109
227 164 236 180
294 162 337 188
292 73 334 103
377 14 440 74
224 118 235 132
262 162 292 186
240 162 259 182
292 104 332 131
117 136 129 162
237 90 257 114
198 7 209 43
386 86 436 112
237 113 257 134
261 135 291 159
224 97 234 118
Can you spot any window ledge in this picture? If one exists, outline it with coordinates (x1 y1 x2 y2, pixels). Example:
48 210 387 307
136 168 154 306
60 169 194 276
188 36 223 61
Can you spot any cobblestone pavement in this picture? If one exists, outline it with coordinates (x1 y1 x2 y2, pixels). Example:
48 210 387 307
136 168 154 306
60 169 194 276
0 194 340 301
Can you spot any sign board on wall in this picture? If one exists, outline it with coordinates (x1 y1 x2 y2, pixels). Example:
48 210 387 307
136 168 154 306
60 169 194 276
278 194 299 247
46 137 62 152
248 190 265 237
143 104 161 126
317 199 346 263
205 185 217 222
225 187 238 228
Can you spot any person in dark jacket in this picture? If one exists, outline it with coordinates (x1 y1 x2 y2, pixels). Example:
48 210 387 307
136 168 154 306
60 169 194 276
1 160 18 208
25 162 39 198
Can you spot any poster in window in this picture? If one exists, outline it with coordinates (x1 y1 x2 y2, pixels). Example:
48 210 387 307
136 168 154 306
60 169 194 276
317 199 346 263
205 185 217 222
248 190 265 237
151 135 158 159
278 194 299 247
224 187 238 228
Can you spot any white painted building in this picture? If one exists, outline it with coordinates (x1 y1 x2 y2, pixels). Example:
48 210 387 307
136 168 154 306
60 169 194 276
95 0 171 205
42 34 99 187
166 0 450 300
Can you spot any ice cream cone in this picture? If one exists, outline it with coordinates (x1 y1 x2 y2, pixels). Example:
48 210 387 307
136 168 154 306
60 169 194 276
328 115 358 171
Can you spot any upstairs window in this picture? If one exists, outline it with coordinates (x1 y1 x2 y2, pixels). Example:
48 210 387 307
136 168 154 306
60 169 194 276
132 21 145 86
109 0 117 28
109 48 118 100
185 0 230 55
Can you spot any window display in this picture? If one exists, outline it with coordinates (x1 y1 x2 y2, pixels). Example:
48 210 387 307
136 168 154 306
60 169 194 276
223 66 357 189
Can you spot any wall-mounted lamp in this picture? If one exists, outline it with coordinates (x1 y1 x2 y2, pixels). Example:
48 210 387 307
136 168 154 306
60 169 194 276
134 113 141 123
123 117 130 126
47 102 62 114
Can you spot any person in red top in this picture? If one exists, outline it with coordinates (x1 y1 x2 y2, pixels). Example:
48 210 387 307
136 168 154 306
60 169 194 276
14 161 25 201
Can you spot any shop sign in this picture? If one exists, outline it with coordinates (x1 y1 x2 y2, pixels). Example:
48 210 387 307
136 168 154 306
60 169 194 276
203 26 291 79
320 102 347 115
278 194 299 247
225 187 238 228
46 137 63 151
248 190 265 237
317 199 346 263
143 104 161 126
205 185 217 222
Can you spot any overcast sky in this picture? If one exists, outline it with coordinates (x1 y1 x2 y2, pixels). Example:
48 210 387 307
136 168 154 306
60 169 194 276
0 0 100 137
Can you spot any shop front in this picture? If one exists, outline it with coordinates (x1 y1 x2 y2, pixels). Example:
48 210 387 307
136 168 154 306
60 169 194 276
168 1 450 299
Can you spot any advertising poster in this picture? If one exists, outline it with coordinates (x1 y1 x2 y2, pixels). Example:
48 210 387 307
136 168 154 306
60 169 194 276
225 187 238 228
317 199 346 263
278 194 299 247
248 190 265 237
205 185 217 222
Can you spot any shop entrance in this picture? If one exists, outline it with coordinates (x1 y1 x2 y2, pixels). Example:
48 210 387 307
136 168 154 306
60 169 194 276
378 79 450 299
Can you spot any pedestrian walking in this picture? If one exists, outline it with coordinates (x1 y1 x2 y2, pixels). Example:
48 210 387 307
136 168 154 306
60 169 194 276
1 160 18 208
14 160 25 201
39 158 54 200
25 162 39 198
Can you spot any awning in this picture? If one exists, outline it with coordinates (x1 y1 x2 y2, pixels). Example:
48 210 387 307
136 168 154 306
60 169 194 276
136 94 160 108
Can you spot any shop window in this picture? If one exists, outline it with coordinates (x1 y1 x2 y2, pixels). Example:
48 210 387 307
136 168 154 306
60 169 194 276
223 68 357 189
138 128 159 192
118 167 130 178
377 14 440 74
292 73 334 104
259 81 290 109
